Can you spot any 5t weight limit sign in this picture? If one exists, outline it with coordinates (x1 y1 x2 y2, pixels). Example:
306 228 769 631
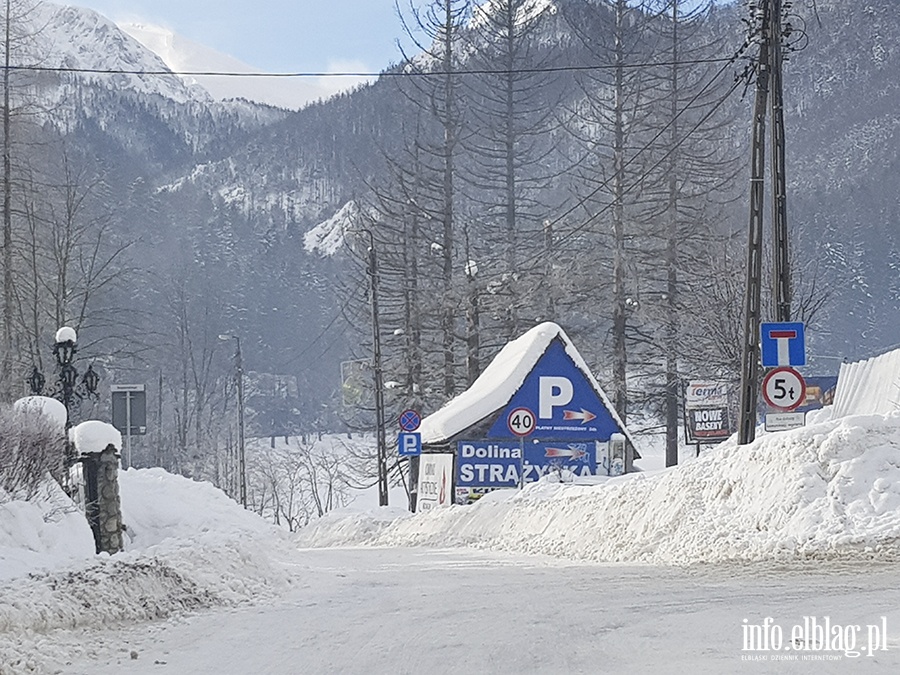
762 367 806 411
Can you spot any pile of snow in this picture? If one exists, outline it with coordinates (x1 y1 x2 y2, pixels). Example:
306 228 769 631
298 412 900 564
119 468 283 549
69 420 122 454
0 468 293 674
0 481 95 582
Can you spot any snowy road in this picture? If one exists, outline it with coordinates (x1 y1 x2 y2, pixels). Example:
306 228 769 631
61 547 900 674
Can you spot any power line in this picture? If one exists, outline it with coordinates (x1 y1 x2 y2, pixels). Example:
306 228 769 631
5 56 741 80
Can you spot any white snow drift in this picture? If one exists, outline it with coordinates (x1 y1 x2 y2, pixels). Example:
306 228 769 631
0 469 295 673
298 410 900 564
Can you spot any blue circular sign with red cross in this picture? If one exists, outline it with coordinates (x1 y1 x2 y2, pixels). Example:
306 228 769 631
399 409 421 432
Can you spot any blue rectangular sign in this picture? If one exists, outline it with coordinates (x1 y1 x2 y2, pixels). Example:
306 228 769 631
522 441 597 482
456 441 522 488
760 322 806 367
398 432 421 457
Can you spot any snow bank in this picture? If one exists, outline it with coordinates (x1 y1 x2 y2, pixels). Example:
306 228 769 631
119 468 282 548
0 469 294 674
297 412 900 564
0 481 95 581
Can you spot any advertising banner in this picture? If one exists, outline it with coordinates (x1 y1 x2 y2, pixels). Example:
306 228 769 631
684 380 734 445
685 407 732 444
416 454 454 510
684 381 730 408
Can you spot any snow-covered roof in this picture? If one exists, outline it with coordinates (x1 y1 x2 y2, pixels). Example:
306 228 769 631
418 322 632 446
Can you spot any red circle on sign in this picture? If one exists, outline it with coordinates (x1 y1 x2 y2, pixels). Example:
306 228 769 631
507 407 535 437
762 367 807 411
399 409 421 432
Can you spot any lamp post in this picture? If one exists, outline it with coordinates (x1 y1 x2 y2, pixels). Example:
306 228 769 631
29 327 101 425
28 326 100 484
219 334 246 507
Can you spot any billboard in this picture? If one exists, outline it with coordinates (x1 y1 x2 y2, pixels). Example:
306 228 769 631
416 454 454 510
684 381 734 445
684 407 732 443
684 381 730 408
457 439 608 490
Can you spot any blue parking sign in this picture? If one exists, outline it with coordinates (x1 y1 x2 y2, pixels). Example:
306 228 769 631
398 432 421 457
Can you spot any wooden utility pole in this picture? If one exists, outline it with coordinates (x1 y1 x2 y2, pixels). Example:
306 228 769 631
769 0 792 323
364 230 389 506
2 0 13 400
738 0 792 445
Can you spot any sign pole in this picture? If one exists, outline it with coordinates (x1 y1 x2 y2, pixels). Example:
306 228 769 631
125 390 132 469
519 437 524 490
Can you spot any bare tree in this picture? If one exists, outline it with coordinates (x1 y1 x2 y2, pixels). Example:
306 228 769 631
396 0 472 398
460 0 566 348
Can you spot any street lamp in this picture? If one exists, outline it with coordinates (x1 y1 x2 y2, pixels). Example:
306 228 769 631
30 327 101 426
219 334 246 507
28 326 101 489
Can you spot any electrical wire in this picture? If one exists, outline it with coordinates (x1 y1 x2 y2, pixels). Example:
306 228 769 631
274 292 356 372
5 56 740 80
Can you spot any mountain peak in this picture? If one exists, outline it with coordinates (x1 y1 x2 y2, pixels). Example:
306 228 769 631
36 3 208 103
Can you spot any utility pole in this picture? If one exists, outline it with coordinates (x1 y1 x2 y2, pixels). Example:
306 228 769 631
769 0 792 323
738 0 792 445
362 229 389 506
3 0 13 400
235 337 246 507
218 334 246 506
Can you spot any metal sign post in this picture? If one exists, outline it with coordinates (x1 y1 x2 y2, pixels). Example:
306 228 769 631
111 384 147 468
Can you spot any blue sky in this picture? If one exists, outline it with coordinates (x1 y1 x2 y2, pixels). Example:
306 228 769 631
70 1 406 74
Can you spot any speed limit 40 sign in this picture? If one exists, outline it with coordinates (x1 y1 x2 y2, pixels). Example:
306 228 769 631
507 407 535 437
762 367 807 411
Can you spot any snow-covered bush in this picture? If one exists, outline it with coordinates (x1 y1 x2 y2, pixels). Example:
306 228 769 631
0 406 66 501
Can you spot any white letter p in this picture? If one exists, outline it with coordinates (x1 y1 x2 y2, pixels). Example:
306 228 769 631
539 376 573 419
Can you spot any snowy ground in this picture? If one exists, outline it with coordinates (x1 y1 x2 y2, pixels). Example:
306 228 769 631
3 409 900 673
51 549 900 674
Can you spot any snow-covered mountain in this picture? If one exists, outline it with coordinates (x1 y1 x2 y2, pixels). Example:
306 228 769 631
117 21 357 110
34 3 367 110
36 3 207 104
